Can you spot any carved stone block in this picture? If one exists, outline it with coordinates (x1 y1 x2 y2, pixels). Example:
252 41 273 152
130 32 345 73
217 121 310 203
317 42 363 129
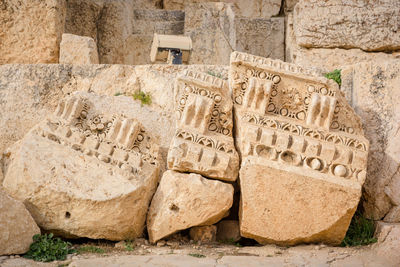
167 70 239 182
230 51 369 245
3 93 160 241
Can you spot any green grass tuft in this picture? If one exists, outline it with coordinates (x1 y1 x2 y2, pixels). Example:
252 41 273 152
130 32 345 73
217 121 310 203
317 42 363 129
341 212 377 247
23 233 75 262
207 70 226 80
324 69 342 86
124 240 134 251
188 253 206 258
132 90 152 105
77 245 105 254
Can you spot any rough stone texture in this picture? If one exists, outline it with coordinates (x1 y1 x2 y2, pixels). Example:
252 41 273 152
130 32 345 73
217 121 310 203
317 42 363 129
217 220 241 242
293 0 400 51
65 0 104 42
147 170 233 243
286 13 400 73
3 93 161 240
164 0 281 19
0 188 40 256
374 222 400 265
189 225 217 243
184 3 235 65
285 0 299 12
341 60 400 222
230 52 369 245
59 34 99 64
0 0 66 64
167 70 239 181
235 17 284 60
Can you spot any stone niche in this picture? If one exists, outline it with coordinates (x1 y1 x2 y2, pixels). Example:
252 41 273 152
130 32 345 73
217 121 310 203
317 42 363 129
3 93 160 240
230 51 369 245
167 70 239 182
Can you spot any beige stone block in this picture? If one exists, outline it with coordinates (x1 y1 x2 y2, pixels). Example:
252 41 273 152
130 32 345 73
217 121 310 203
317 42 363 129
293 0 400 51
374 222 400 266
184 2 235 65
167 70 239 182
0 188 40 255
189 225 217 243
235 17 284 61
165 0 281 19
341 60 400 222
59 34 99 64
147 170 233 243
216 220 241 242
230 51 369 245
0 0 66 63
65 0 104 42
285 13 400 73
3 93 161 241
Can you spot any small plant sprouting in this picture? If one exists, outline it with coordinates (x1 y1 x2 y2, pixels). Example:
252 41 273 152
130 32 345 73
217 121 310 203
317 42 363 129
23 233 75 262
132 90 152 105
188 253 206 258
341 212 377 247
77 245 106 254
324 69 342 86
114 92 123 96
124 240 134 251
207 70 227 80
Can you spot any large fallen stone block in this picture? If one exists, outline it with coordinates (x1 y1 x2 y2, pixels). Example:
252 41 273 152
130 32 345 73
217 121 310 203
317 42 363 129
293 0 400 52
59 34 99 64
3 93 160 241
0 188 40 255
167 70 239 182
147 170 233 243
230 51 369 245
0 0 66 63
341 60 400 222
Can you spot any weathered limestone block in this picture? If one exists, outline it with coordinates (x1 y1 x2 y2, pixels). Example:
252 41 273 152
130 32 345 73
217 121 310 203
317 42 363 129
167 70 239 181
59 34 99 64
374 222 400 265
147 170 233 243
164 0 281 19
235 17 284 61
293 0 400 51
341 60 400 222
0 0 66 63
285 13 400 73
184 2 235 65
0 188 40 255
189 225 217 243
216 220 241 242
65 0 104 42
230 51 369 245
3 93 160 240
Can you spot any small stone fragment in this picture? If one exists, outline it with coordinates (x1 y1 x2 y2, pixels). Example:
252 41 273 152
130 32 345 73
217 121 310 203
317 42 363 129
0 188 40 255
59 33 99 64
189 225 217 243
217 220 241 243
